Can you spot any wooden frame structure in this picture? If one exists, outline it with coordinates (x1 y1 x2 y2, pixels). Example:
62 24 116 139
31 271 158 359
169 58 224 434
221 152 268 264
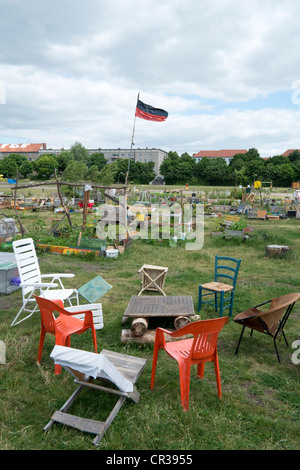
138 264 168 296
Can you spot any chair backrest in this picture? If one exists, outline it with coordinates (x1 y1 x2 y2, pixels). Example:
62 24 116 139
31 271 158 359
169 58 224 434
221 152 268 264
258 293 300 333
173 317 228 360
34 295 65 333
13 238 41 298
214 255 241 288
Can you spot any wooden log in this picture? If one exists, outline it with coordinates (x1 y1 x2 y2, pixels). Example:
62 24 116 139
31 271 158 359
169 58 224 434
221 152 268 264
174 316 191 329
131 317 149 336
265 245 291 257
121 329 193 344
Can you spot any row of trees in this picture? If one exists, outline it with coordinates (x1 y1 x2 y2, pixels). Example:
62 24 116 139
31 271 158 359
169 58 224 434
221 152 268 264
0 142 156 185
1 142 299 187
160 148 300 187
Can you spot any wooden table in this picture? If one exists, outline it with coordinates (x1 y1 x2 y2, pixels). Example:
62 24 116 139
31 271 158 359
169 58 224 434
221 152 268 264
121 295 195 343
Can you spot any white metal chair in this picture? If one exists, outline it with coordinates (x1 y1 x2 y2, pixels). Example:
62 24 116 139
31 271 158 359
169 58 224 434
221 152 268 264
10 238 79 326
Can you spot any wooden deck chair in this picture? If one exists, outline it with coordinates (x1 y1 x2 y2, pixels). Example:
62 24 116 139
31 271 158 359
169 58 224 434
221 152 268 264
234 292 300 362
11 238 79 326
45 345 147 445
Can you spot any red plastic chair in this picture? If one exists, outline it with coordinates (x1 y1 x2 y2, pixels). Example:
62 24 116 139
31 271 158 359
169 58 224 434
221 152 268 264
150 317 228 411
34 295 97 375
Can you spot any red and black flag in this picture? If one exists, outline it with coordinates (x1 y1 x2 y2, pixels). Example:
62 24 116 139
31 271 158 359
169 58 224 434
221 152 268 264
135 99 168 122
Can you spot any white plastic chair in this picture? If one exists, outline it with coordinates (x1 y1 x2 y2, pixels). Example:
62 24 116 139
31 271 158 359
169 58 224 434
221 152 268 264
11 238 79 326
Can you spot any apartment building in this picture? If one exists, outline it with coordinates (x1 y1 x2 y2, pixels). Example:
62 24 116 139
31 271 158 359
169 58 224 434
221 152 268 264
40 146 168 175
0 143 46 160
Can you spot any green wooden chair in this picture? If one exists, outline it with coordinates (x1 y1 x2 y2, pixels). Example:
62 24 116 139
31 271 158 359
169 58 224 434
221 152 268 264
198 255 241 317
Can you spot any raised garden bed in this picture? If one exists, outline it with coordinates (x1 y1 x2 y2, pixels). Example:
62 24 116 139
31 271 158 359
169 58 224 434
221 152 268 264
37 243 104 256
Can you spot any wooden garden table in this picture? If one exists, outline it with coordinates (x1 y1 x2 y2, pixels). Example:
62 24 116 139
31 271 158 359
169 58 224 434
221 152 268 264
121 295 195 342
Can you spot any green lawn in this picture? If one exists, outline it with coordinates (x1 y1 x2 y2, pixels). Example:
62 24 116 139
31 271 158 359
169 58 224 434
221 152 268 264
0 209 299 450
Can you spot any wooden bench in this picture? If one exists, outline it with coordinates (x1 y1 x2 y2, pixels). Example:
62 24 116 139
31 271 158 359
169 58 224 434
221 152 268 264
223 214 241 227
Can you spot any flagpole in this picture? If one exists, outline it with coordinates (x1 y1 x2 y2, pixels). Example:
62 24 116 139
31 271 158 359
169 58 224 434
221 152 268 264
125 93 139 186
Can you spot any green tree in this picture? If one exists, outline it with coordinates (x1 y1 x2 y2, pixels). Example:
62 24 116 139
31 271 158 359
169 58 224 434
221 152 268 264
291 161 300 181
229 153 248 172
63 160 88 182
177 153 196 183
35 155 58 179
287 150 300 163
98 163 117 186
243 157 266 183
19 160 33 178
87 152 107 171
234 167 248 186
113 159 133 183
0 153 30 178
266 155 288 166
159 151 180 184
56 150 72 172
0 156 18 177
134 161 156 184
70 142 89 161
201 158 229 185
265 162 294 186
247 148 260 159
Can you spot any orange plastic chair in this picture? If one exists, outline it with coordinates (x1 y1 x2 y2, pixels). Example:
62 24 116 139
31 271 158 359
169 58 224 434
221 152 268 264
150 317 228 411
34 295 97 375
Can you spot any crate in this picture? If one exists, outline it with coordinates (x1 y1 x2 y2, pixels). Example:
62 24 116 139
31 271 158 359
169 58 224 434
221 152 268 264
0 218 18 239
0 252 19 294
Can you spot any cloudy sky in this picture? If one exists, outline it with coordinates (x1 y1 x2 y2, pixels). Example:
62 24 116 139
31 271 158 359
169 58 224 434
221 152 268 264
1 0 300 158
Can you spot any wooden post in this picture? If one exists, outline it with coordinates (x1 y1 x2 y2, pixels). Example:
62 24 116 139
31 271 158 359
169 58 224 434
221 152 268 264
54 169 72 227
77 186 90 247
82 188 90 231
13 171 28 236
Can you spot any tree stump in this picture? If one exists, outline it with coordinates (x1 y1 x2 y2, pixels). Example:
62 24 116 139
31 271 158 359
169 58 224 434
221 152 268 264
174 316 191 330
131 317 149 336
265 245 291 257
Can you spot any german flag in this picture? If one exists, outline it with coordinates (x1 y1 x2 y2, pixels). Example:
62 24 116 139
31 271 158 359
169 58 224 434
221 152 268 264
135 99 168 122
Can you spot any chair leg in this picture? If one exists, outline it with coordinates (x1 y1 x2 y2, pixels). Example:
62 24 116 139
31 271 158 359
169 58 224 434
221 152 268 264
214 292 218 312
37 329 46 363
150 344 160 389
213 354 222 398
91 326 97 353
10 300 39 327
235 326 245 355
178 360 191 412
198 286 202 312
273 338 281 363
219 291 224 317
197 362 205 379
281 330 289 347
229 294 234 317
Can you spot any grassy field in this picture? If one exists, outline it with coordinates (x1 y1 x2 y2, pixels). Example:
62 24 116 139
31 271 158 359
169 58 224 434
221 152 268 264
0 204 299 450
